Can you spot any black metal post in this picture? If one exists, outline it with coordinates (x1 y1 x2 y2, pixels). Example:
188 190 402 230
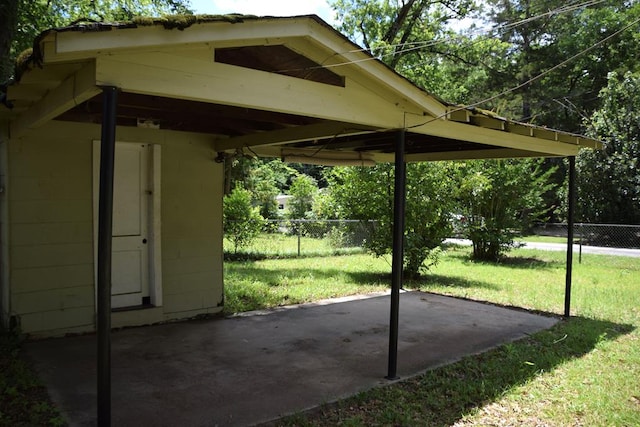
578 223 583 264
564 156 576 318
97 86 118 426
387 129 406 380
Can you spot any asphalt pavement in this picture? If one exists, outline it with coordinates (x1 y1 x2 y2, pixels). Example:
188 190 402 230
444 238 640 258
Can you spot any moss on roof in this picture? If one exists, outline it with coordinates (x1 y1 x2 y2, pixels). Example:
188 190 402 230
10 14 272 83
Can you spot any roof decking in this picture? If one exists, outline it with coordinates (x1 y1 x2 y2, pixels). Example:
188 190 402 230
1 14 601 162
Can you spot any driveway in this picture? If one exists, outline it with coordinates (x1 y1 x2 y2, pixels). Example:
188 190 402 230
26 291 558 426
445 238 640 257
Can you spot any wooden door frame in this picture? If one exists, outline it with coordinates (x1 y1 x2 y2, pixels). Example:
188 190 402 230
92 140 163 310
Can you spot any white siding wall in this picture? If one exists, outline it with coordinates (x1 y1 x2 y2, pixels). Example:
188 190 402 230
8 120 224 336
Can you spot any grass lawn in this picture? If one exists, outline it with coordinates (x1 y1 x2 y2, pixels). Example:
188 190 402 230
225 245 640 426
224 233 365 259
518 234 569 244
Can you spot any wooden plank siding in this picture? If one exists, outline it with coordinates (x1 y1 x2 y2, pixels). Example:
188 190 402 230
7 121 224 337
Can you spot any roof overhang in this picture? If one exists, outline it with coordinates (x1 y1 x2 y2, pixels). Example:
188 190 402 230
1 15 602 162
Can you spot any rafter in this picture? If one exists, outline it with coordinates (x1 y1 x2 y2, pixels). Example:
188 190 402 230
10 61 99 138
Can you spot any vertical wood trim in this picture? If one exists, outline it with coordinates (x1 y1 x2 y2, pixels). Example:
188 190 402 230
149 144 162 307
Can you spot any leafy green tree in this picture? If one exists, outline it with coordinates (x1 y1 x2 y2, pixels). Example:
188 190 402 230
312 188 339 220
288 174 318 219
483 0 640 132
2 0 192 82
572 71 640 224
244 161 285 219
223 186 264 253
330 163 454 278
331 0 487 102
454 159 556 261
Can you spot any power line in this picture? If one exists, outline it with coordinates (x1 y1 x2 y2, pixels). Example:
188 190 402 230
279 0 638 140
284 0 610 72
460 16 640 112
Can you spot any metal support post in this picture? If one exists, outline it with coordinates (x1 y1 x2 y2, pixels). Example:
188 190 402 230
387 129 406 380
564 156 576 318
97 86 118 426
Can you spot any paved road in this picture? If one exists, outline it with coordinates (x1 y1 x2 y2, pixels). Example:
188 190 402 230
444 238 640 258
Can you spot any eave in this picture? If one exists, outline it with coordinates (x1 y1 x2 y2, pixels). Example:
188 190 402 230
1 14 602 161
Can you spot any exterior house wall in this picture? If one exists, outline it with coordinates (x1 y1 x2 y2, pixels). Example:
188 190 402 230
7 120 223 337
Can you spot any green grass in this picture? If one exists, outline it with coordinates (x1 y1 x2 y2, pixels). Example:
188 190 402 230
518 234 568 244
224 254 390 313
223 245 640 426
223 233 365 259
0 330 65 426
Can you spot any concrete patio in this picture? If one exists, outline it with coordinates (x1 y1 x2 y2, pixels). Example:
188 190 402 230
25 291 558 426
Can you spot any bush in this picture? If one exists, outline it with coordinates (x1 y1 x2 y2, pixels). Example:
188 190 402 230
223 186 265 253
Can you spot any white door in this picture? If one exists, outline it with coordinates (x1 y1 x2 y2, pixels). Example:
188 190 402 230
111 143 150 308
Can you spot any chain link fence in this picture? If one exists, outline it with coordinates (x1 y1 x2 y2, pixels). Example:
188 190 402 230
532 223 640 249
225 220 640 259
224 219 374 258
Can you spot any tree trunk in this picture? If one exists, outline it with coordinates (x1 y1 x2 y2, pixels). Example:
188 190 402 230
0 0 19 82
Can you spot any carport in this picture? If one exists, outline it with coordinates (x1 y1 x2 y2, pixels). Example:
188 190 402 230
0 14 600 424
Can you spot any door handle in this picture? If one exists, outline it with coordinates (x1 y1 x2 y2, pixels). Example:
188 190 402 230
142 238 147 244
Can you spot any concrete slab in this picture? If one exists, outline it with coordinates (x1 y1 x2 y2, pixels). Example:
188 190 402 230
25 291 558 426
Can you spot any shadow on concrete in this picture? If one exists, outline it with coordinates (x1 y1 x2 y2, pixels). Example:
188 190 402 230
278 316 635 426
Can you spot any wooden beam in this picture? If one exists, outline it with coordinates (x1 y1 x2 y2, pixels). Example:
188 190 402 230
470 115 506 131
249 146 376 166
214 121 376 151
298 20 449 119
49 18 313 61
405 148 551 162
284 38 430 118
95 53 406 129
10 61 99 138
446 108 471 123
407 116 586 156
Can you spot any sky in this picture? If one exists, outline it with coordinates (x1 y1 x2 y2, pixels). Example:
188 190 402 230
189 0 338 25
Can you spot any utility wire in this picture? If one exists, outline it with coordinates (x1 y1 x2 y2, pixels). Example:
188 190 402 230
281 0 610 72
406 15 640 129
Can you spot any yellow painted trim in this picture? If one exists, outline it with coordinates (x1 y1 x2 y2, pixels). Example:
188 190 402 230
408 117 584 156
149 144 163 307
52 18 313 59
301 20 448 119
405 148 551 162
95 53 406 128
470 115 506 131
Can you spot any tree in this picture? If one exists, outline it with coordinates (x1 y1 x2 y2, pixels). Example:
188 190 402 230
483 0 640 132
0 0 19 82
454 159 556 261
572 71 640 224
331 0 486 102
244 160 297 219
330 163 454 278
288 174 318 219
1 0 192 82
223 186 265 253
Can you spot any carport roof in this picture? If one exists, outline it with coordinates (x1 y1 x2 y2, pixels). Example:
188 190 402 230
1 14 601 162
